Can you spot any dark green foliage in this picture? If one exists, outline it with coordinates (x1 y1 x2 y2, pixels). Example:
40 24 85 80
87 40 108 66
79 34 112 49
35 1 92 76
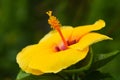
83 71 113 80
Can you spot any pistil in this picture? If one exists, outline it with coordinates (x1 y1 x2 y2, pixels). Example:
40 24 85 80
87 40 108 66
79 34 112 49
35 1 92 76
46 11 68 49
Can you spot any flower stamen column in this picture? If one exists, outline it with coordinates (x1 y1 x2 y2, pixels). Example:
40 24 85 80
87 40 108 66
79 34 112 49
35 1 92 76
46 11 68 49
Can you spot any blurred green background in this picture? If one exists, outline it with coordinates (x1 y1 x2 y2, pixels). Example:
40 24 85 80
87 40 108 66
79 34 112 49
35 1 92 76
0 0 120 80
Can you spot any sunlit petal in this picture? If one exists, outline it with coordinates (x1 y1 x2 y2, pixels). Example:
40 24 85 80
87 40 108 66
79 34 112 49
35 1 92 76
70 20 105 41
29 47 89 73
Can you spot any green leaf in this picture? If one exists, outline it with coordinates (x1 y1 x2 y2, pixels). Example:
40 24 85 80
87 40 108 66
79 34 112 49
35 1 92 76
16 70 30 80
62 48 93 73
16 70 64 80
90 50 120 70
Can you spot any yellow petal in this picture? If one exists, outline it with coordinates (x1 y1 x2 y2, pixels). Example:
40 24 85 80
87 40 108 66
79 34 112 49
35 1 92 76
70 19 105 41
29 47 89 73
70 32 112 50
16 44 44 75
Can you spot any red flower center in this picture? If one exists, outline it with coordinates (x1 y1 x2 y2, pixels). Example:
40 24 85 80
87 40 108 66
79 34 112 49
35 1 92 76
55 40 77 52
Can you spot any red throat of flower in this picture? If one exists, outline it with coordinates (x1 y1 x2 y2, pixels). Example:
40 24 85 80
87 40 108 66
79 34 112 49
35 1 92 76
46 11 68 49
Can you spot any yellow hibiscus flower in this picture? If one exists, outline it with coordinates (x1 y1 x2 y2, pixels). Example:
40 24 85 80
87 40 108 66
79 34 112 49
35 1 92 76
16 11 112 75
